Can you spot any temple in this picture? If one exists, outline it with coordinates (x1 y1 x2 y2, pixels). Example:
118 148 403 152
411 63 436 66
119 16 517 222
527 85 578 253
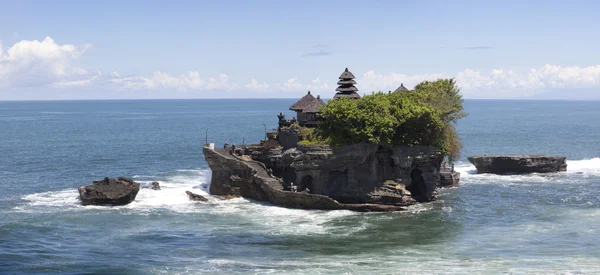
394 83 409 93
279 91 325 128
334 68 361 99
278 68 362 129
201 66 460 212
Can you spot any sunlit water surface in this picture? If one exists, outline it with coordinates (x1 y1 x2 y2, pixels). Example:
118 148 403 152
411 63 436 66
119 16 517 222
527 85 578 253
1 99 599 274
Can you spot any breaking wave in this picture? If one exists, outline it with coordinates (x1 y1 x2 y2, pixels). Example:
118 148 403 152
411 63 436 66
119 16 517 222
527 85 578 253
453 158 600 184
16 168 369 236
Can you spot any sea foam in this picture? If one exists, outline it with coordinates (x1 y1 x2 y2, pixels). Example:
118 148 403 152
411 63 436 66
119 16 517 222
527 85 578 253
16 168 366 237
452 157 600 185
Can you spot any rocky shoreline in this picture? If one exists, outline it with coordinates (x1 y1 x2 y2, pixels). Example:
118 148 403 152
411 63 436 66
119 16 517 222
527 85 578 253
203 142 457 212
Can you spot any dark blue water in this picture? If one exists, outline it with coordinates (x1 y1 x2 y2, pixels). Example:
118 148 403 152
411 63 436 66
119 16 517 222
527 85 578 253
1 99 599 274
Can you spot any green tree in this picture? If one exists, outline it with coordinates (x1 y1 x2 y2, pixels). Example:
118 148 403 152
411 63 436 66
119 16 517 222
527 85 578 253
412 78 468 124
315 78 466 162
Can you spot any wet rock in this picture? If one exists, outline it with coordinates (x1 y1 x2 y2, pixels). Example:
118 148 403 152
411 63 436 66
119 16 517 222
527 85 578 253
78 177 140 206
439 170 460 187
150 181 161 190
468 155 567 175
203 144 442 212
186 191 208 202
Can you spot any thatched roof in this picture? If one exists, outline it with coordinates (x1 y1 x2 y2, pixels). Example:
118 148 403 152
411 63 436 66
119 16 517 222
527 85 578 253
393 83 409 93
338 68 356 80
302 95 326 113
334 92 361 99
289 91 316 111
337 79 357 85
335 85 359 92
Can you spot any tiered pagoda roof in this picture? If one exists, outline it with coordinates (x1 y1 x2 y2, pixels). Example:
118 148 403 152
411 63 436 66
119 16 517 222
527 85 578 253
334 68 360 99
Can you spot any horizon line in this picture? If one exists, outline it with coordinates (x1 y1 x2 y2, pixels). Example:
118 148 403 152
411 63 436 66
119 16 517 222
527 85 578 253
0 98 598 102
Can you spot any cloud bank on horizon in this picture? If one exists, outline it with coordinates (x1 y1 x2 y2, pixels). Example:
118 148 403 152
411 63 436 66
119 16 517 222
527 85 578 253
1 37 600 100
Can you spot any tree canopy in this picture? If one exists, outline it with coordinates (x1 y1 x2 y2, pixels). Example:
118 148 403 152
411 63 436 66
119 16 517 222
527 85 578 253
315 78 467 162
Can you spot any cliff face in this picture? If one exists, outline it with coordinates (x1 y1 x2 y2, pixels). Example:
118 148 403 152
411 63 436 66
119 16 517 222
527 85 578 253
287 144 442 204
203 147 410 211
204 143 443 211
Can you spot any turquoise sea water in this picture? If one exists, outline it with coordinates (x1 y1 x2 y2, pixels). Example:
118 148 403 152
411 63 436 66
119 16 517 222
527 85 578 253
1 99 599 274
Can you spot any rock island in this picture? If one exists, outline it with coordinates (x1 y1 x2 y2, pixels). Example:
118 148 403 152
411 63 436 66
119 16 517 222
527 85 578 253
468 155 567 174
204 68 465 211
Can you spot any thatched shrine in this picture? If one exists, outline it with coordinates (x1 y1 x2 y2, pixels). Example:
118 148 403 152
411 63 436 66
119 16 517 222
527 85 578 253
285 91 325 127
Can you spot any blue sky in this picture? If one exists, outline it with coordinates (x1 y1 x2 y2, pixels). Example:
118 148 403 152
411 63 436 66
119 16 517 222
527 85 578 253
1 0 599 100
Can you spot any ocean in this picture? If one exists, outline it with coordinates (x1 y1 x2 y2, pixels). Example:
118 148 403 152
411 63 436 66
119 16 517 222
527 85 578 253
0 99 599 274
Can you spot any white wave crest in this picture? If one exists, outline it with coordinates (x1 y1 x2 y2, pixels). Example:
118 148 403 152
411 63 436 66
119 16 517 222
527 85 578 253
15 168 368 236
566 158 600 175
17 168 213 213
452 157 600 185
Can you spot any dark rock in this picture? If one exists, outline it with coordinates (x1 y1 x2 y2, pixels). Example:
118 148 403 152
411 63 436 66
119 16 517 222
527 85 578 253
267 131 277 140
289 144 442 204
468 155 567 174
439 170 460 187
78 177 140 206
203 143 444 212
276 127 299 150
186 191 208 202
151 181 161 190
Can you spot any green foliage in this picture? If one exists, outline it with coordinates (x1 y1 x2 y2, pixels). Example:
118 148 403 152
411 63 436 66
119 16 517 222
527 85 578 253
298 139 330 146
298 126 330 145
442 124 462 163
316 78 467 162
284 122 301 130
412 78 468 124
298 126 315 140
262 139 281 150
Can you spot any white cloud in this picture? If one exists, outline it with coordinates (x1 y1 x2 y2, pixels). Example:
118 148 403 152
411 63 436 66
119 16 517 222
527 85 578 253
116 71 240 92
246 79 270 90
307 78 331 91
361 65 600 99
279 77 302 91
360 70 445 93
1 37 600 99
0 36 92 88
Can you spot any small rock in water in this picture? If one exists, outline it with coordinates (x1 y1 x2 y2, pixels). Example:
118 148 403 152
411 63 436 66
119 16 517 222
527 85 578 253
78 177 140 206
151 181 161 190
186 190 208 202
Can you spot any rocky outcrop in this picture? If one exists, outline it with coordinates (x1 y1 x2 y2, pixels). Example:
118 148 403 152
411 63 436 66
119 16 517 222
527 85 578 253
78 177 140 206
186 191 208 202
468 155 567 174
203 143 443 211
276 127 300 150
439 170 460 187
151 181 161 190
288 144 442 204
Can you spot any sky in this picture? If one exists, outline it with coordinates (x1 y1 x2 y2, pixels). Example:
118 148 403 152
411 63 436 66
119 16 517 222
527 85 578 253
1 0 599 100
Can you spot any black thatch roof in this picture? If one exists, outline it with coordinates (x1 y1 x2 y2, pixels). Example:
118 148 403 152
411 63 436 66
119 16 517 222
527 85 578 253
289 91 316 111
337 79 357 85
335 85 359 92
302 95 326 113
338 68 356 80
393 83 409 93
334 91 361 99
